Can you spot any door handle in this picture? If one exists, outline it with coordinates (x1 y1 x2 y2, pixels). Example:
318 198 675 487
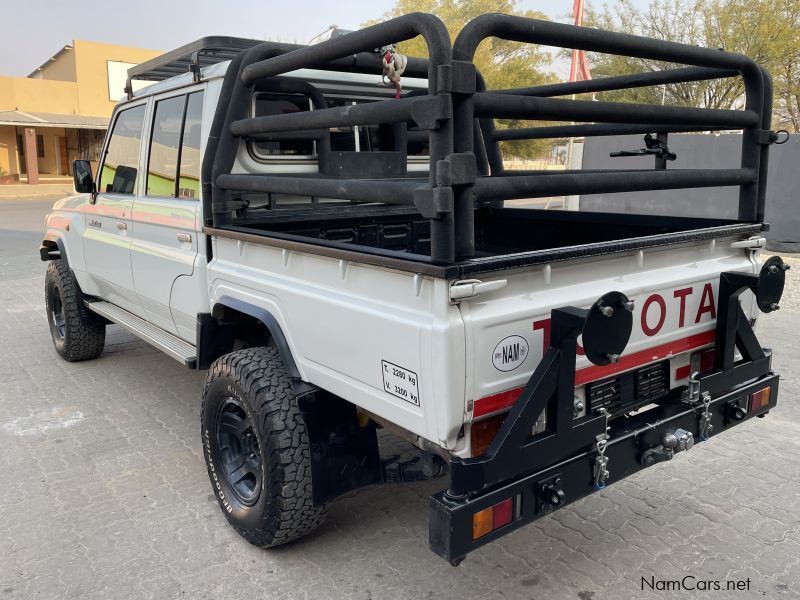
116 222 127 231
176 233 192 243
88 219 101 228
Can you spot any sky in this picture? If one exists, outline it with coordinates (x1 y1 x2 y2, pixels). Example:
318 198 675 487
0 0 649 78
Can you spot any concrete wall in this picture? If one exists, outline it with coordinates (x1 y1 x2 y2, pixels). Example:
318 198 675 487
0 39 161 180
0 126 19 177
580 133 800 251
35 127 68 175
0 126 69 177
0 77 80 113
31 48 77 82
0 41 161 117
72 40 160 117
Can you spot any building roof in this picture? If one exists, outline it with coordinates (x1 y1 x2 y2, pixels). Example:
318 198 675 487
0 110 108 129
27 44 74 78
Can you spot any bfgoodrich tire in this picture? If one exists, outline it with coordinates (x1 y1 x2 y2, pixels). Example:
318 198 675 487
45 259 105 361
201 346 326 547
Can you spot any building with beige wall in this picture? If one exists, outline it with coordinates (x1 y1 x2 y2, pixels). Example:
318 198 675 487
0 40 160 184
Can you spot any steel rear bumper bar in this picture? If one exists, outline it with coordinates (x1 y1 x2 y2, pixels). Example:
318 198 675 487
429 370 778 564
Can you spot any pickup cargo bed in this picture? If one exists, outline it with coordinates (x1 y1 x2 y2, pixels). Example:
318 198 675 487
214 207 764 277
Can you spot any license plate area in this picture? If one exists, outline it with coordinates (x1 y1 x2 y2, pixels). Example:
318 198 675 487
587 360 670 416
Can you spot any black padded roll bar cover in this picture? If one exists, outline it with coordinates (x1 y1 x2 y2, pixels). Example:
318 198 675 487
453 13 760 73
241 12 452 89
494 66 738 99
472 92 759 127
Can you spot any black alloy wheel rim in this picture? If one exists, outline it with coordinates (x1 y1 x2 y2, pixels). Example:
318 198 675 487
215 397 263 506
51 287 66 340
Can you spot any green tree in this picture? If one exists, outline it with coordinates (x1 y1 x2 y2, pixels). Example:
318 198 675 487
368 0 558 159
585 0 800 131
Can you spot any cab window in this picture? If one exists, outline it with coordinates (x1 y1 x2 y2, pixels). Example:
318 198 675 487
249 93 428 162
146 91 204 199
250 92 313 158
178 92 203 199
98 104 146 194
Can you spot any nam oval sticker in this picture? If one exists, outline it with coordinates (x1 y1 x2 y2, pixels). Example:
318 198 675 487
492 335 529 372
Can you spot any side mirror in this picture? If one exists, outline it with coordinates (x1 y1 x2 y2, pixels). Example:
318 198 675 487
73 160 95 195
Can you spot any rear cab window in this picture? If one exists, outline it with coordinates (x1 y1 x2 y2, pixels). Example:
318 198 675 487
248 93 429 161
250 93 314 158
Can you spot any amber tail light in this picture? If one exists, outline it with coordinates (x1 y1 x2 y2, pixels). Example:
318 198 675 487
472 497 516 539
470 413 507 457
749 386 771 411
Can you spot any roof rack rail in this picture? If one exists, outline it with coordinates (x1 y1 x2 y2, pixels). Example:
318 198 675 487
125 36 293 99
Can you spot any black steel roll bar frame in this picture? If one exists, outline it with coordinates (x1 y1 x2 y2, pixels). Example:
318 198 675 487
202 12 457 261
449 13 772 260
201 12 777 264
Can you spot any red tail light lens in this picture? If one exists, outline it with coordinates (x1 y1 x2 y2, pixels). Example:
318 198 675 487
472 497 516 540
492 497 514 529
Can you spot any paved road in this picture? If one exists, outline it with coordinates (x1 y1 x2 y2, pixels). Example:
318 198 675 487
1 199 799 600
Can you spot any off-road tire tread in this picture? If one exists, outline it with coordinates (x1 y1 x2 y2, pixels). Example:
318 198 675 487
202 347 326 547
45 259 105 361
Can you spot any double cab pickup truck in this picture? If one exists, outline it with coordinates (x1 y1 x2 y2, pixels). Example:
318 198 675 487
40 13 788 564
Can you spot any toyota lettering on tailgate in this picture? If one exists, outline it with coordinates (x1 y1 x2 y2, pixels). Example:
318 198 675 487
532 282 718 386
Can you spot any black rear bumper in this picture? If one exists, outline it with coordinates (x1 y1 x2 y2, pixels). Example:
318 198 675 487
429 258 787 564
430 370 778 564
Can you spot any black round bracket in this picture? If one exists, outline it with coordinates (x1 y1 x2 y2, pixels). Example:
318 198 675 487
583 291 634 366
757 255 788 313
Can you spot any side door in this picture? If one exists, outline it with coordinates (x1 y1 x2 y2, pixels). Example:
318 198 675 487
131 90 204 338
83 102 148 315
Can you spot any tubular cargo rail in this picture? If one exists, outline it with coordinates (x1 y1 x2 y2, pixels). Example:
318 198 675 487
170 12 784 265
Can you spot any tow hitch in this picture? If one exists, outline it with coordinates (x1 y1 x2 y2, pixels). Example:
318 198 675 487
640 428 694 466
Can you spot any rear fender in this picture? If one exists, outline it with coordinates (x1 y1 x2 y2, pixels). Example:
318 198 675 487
206 296 313 395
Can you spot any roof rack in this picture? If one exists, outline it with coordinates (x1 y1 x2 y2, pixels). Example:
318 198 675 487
125 36 296 99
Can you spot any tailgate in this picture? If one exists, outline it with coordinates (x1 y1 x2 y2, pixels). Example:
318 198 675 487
457 237 758 436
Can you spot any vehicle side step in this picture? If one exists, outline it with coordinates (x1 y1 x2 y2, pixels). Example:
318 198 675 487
85 300 197 368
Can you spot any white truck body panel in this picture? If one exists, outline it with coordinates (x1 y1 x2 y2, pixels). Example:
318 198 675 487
459 239 758 430
208 236 468 449
208 229 760 455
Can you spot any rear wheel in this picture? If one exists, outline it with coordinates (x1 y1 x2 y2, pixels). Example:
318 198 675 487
201 346 326 547
45 260 105 361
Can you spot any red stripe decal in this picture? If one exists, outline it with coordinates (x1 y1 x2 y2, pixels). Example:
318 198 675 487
473 330 715 418
472 386 525 418
574 330 715 386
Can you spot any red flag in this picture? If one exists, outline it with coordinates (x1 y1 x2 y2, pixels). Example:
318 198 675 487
569 0 592 83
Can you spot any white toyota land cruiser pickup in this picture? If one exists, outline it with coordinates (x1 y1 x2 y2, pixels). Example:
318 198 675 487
40 13 789 564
